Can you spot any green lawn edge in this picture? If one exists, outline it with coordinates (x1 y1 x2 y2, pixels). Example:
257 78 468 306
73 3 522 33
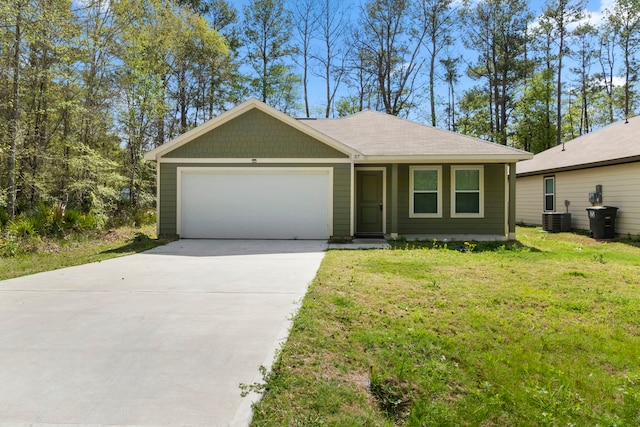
250 226 640 426
0 226 174 281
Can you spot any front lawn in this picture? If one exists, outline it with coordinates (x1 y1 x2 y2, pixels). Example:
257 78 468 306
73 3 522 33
250 227 640 426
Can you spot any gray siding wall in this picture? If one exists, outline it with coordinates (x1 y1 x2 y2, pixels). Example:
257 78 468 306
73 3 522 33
517 162 640 236
165 109 348 159
158 163 351 237
376 163 506 235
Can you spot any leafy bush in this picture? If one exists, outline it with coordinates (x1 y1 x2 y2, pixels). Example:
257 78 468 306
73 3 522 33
80 212 102 231
9 218 37 237
108 204 155 228
0 228 40 257
63 208 83 231
0 232 21 257
51 203 66 233
133 208 156 227
30 203 52 235
0 208 9 229
0 200 153 259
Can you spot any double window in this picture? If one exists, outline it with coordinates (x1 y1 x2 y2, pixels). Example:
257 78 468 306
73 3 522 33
409 166 442 217
544 176 555 212
451 166 484 218
410 165 484 218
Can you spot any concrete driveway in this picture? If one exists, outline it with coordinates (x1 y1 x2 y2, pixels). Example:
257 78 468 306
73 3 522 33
0 239 327 426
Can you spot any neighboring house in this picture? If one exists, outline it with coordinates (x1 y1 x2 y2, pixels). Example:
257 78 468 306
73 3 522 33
144 99 532 240
516 115 640 237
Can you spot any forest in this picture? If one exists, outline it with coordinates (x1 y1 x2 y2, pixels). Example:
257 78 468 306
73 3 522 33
0 0 638 239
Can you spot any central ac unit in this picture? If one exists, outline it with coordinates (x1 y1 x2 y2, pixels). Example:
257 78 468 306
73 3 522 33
542 212 572 232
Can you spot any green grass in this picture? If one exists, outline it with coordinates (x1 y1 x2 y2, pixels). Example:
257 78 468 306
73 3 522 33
250 227 640 426
0 226 173 281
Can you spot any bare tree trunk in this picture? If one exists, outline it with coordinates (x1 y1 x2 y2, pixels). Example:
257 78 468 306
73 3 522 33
428 42 436 126
556 31 563 146
8 6 22 219
303 54 310 117
324 45 331 117
624 37 631 119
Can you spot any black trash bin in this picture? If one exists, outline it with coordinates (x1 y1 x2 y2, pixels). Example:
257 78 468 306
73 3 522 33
586 206 618 239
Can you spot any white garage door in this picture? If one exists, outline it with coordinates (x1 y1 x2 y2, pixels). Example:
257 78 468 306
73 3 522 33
179 168 332 239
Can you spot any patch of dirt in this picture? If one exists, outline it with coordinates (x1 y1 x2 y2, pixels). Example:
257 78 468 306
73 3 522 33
345 370 376 402
38 242 61 253
369 373 419 421
101 229 126 242
443 382 468 402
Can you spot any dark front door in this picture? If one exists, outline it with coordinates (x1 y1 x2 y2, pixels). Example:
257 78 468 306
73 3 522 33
356 170 383 236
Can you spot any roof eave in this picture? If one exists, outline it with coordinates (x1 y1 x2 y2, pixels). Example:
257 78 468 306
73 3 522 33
517 154 640 177
357 153 533 163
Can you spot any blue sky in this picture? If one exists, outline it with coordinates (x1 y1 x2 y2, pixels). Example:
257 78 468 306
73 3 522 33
230 0 618 121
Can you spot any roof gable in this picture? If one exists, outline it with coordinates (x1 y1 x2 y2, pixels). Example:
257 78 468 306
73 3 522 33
517 115 640 175
164 108 348 159
144 98 356 161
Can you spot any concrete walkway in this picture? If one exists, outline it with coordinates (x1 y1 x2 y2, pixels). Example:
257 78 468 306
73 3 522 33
0 239 327 426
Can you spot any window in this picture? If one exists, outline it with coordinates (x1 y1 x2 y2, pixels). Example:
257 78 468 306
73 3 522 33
409 166 442 217
544 176 555 212
451 166 484 217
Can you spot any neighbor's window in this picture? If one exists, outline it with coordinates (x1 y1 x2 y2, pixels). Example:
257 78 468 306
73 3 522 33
409 166 442 217
544 176 555 212
451 166 484 217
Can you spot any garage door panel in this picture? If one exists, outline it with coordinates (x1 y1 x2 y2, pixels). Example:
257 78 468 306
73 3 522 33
180 169 331 239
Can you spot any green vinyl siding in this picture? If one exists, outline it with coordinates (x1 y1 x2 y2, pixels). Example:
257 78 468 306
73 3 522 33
158 163 351 237
332 164 351 237
392 164 506 235
165 109 348 159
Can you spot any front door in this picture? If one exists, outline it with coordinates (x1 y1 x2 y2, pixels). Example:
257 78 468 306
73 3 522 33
356 170 384 236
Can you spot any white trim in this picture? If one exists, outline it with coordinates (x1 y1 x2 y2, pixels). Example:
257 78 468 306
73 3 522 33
176 166 334 237
409 165 443 218
504 164 509 238
144 98 359 161
360 154 532 163
156 163 161 234
350 163 355 236
354 167 387 234
543 176 555 212
451 165 485 218
159 157 351 164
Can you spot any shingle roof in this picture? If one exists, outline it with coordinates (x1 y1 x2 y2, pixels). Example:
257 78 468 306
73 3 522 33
301 110 531 160
517 115 640 176
145 98 532 162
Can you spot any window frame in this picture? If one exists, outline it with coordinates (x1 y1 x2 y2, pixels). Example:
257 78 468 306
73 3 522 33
450 165 484 218
409 165 442 218
543 176 555 212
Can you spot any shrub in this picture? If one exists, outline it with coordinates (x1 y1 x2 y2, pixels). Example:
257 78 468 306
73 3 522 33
0 232 19 257
0 207 9 229
133 208 155 227
51 202 66 233
80 212 102 231
9 218 37 237
31 203 53 235
0 227 40 257
63 208 84 231
108 204 155 228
